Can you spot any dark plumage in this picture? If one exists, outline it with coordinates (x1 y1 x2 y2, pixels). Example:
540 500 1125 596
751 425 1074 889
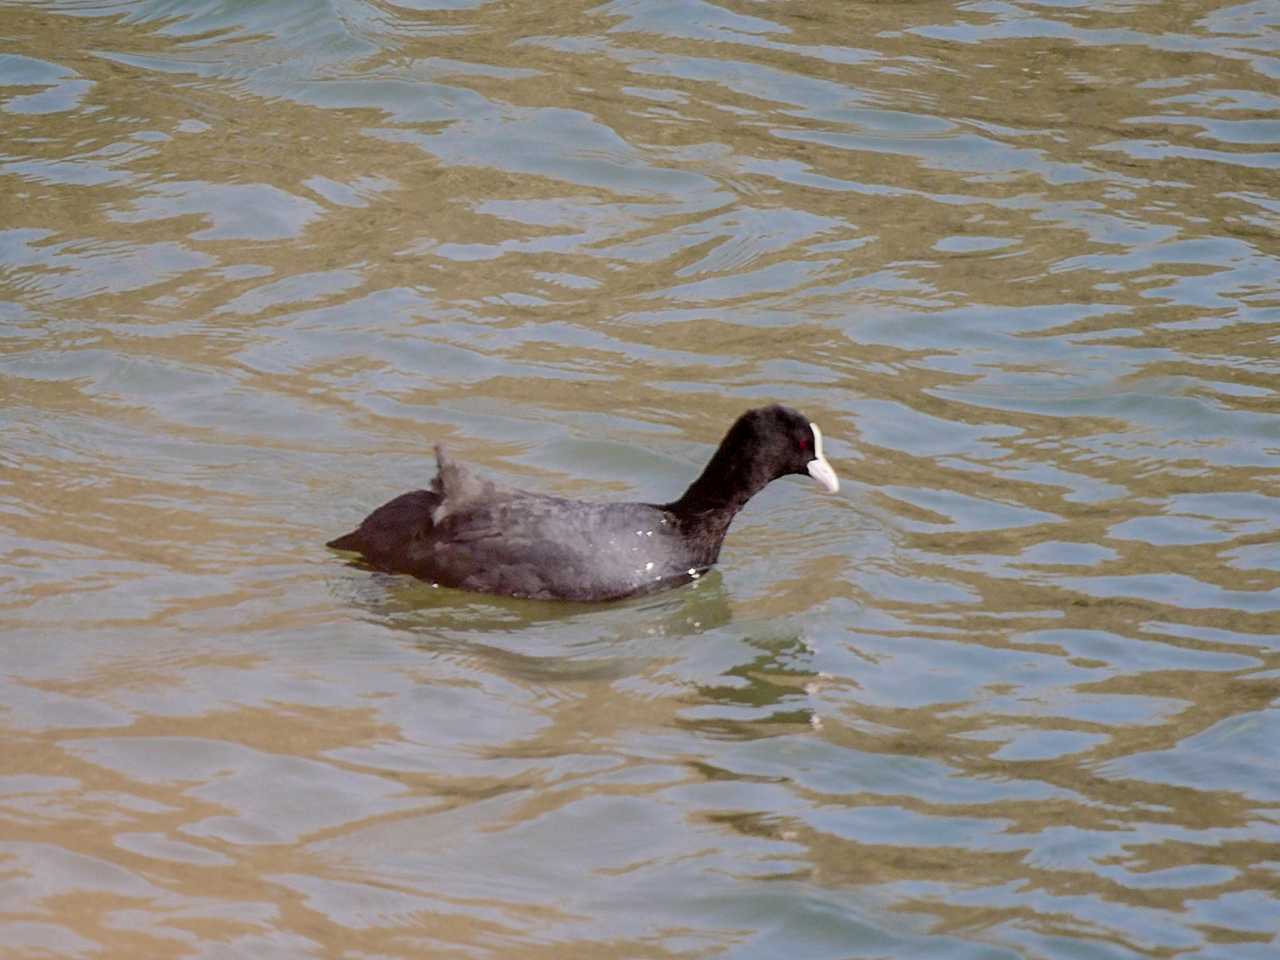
328 404 839 602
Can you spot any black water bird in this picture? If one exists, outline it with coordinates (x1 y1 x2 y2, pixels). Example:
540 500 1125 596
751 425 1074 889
327 404 839 601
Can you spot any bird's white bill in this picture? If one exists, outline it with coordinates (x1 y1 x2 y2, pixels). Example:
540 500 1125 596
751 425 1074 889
807 422 839 493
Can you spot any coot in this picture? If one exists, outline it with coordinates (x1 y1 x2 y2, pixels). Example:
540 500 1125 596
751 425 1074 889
328 404 839 601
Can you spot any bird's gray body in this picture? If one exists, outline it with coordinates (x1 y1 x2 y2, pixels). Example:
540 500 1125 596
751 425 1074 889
329 448 715 601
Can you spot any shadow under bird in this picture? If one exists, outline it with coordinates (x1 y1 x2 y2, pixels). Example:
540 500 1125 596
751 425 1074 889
327 404 839 602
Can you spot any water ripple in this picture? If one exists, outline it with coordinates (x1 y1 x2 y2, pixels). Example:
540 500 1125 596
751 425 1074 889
2 0 1278 957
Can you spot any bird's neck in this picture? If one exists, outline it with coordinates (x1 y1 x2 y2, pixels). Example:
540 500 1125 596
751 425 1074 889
667 445 772 529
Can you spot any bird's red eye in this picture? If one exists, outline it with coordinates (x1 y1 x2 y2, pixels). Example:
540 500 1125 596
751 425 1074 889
799 435 810 450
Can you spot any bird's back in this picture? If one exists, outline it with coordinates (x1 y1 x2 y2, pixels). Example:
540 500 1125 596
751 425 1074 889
328 456 712 600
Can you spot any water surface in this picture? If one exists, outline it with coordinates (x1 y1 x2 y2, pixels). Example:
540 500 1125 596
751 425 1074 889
2 1 1278 957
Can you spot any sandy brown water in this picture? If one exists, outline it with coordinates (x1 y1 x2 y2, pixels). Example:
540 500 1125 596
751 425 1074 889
2 1 1278 957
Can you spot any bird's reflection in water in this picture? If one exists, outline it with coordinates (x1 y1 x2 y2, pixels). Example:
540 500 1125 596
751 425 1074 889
333 565 825 733
334 565 733 681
